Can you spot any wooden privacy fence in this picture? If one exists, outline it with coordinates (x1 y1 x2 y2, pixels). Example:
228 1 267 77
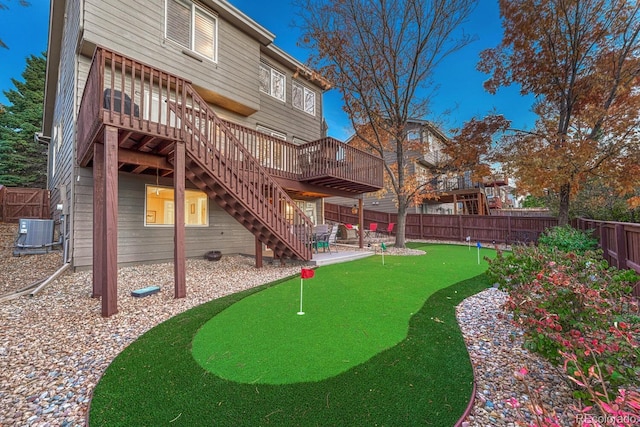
0 186 50 223
324 203 558 245
575 218 640 297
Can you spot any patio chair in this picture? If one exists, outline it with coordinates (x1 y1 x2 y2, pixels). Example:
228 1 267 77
364 222 378 239
314 235 328 253
313 224 329 235
327 224 338 253
382 223 395 237
344 223 360 238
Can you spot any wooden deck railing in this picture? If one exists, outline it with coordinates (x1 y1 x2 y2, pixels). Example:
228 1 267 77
77 49 382 192
77 47 190 166
223 121 300 180
223 123 384 188
299 137 383 187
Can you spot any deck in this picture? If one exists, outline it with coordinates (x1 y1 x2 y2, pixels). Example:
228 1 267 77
76 47 383 317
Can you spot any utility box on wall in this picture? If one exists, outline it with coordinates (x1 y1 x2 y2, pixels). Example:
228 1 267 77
13 219 56 256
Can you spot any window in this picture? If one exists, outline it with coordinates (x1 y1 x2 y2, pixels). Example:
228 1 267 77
256 125 286 141
166 0 218 61
292 82 315 115
259 63 285 101
407 129 422 143
145 185 208 226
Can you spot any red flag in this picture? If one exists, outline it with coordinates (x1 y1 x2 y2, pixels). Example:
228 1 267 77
301 268 315 279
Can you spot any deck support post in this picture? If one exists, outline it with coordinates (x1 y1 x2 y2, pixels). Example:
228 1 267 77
102 126 119 317
255 237 263 268
358 197 363 248
92 142 104 298
174 141 186 299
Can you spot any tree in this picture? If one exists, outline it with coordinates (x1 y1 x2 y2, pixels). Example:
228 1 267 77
447 0 640 225
0 1 30 49
296 0 476 247
570 176 640 222
0 53 47 187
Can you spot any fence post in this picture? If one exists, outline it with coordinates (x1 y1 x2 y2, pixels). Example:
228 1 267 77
615 224 627 270
458 215 463 240
599 223 608 264
419 212 424 239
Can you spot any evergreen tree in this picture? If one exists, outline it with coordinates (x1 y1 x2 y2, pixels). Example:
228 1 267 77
0 53 47 187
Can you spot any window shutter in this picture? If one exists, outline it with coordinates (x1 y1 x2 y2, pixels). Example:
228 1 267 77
194 9 215 59
167 0 191 49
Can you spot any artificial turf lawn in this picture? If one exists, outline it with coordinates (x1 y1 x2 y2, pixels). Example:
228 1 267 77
193 244 491 384
89 244 495 426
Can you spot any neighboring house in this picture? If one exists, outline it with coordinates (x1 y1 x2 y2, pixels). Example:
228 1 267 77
42 0 383 316
328 119 511 217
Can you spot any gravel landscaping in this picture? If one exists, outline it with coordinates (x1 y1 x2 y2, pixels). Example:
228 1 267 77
0 224 580 426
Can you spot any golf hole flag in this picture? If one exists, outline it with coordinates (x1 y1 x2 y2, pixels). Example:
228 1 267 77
301 268 315 279
477 241 482 264
298 268 315 315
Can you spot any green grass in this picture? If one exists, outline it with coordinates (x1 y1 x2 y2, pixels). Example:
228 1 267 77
90 244 494 426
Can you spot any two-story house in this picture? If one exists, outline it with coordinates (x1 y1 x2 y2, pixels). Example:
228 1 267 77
328 119 511 219
42 0 383 316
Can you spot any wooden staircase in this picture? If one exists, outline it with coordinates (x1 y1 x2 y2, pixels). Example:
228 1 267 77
171 84 313 261
458 192 491 216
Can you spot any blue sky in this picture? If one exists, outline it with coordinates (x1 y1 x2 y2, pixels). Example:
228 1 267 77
0 0 536 140
0 1 49 104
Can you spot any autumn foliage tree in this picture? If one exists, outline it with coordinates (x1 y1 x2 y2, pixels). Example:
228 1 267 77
296 0 476 247
446 0 640 225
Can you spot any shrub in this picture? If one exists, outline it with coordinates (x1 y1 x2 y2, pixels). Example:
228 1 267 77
538 225 598 254
487 242 640 421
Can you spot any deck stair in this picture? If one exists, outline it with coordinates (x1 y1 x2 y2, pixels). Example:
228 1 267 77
457 192 491 216
170 85 313 261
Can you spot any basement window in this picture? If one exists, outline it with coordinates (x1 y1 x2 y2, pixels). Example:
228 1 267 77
145 185 208 226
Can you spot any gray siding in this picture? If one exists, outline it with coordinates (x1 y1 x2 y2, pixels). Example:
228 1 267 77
82 0 261 113
48 0 82 255
80 0 325 144
72 171 256 269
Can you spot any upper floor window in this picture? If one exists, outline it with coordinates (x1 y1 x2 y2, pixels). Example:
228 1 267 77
292 82 316 116
166 0 218 61
259 63 285 101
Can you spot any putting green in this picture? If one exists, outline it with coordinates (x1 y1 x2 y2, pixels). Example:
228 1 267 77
192 244 492 384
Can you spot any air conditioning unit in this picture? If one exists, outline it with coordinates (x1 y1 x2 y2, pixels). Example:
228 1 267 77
13 219 56 256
